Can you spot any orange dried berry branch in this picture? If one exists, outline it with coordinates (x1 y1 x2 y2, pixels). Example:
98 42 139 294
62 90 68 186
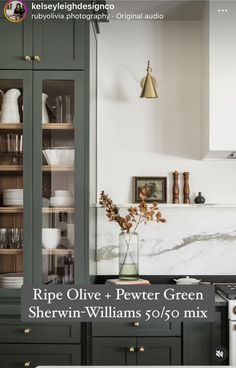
99 187 166 233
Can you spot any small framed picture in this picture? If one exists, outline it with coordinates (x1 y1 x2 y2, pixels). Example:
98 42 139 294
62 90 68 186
133 176 167 203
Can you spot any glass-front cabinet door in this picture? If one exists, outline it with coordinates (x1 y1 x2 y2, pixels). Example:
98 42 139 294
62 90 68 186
33 71 84 285
0 71 32 293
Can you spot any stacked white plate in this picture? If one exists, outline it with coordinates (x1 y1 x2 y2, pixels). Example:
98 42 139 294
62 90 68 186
0 273 23 288
3 189 23 206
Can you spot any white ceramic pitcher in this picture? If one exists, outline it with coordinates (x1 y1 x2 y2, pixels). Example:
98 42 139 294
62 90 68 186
0 89 21 124
42 93 49 124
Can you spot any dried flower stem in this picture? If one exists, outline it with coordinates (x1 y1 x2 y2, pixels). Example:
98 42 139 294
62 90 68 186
99 187 166 233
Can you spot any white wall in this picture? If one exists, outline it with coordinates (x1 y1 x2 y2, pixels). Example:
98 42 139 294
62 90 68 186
97 20 236 204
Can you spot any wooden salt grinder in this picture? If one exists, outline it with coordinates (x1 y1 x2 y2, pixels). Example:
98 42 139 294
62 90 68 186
172 171 180 204
183 172 190 204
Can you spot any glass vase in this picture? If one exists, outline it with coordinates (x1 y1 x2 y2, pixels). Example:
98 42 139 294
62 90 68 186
119 231 139 280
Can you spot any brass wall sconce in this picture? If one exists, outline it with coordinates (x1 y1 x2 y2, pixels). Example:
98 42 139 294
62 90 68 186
140 60 158 98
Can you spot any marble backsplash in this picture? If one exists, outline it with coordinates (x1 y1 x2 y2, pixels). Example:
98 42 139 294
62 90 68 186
96 206 236 275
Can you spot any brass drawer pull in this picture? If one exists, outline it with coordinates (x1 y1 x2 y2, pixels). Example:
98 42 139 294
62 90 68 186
24 328 31 335
133 321 140 327
24 362 31 367
34 56 41 62
128 347 135 353
24 56 32 62
139 346 145 353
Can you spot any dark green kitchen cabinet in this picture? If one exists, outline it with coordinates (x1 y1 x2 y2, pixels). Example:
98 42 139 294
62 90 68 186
136 337 181 365
0 2 32 69
92 337 137 365
183 306 228 365
0 344 81 367
0 21 97 296
92 320 181 337
0 317 81 343
0 69 86 292
33 20 85 70
92 337 181 366
0 1 84 70
0 19 98 365
31 69 85 285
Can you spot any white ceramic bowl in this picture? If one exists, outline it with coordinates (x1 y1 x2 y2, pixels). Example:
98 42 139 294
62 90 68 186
50 196 74 208
42 228 61 249
54 190 72 198
43 149 74 166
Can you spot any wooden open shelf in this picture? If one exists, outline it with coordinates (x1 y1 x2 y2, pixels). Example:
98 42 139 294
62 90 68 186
0 249 22 255
0 165 23 172
0 165 74 172
43 207 74 214
0 207 23 214
42 165 74 172
0 124 74 130
42 124 74 130
43 249 74 255
0 124 23 130
0 207 74 214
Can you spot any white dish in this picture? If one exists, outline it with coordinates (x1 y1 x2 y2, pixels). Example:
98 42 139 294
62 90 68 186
0 279 23 281
3 191 23 194
0 281 23 287
54 190 72 197
0 273 23 277
43 149 74 166
50 196 73 208
0 285 23 288
3 190 23 193
4 191 23 193
3 202 23 206
3 193 23 196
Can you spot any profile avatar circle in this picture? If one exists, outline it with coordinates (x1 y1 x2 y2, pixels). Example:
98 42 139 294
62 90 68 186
4 0 28 23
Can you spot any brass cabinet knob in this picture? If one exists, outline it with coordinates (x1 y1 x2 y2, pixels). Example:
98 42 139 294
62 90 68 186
24 56 32 62
133 321 140 327
24 328 31 334
139 346 145 353
24 362 31 367
34 56 41 62
129 347 135 353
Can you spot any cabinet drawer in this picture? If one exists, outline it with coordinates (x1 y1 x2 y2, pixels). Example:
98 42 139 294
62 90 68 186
0 319 81 343
0 344 81 367
92 321 181 337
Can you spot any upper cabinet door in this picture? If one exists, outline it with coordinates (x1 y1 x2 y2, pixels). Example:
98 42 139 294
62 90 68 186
0 2 32 69
33 21 85 70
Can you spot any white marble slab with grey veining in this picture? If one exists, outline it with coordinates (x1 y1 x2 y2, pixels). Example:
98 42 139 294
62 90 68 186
96 207 236 275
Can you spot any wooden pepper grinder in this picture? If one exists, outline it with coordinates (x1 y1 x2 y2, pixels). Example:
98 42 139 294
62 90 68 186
172 171 180 204
183 172 190 204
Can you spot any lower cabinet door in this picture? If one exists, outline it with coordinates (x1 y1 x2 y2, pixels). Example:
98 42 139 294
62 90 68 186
93 337 137 365
136 337 181 365
0 344 81 367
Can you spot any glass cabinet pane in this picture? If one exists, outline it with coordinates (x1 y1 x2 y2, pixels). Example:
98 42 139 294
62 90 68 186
41 80 75 284
0 80 24 289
